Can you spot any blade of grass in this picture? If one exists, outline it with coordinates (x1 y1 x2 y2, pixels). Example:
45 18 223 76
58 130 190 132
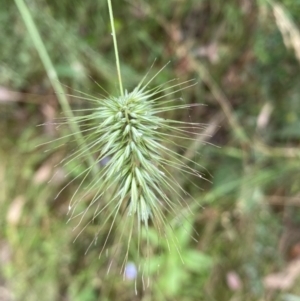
107 0 124 96
14 0 97 175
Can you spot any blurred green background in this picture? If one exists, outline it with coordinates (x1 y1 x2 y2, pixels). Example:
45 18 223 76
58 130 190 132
1 0 300 300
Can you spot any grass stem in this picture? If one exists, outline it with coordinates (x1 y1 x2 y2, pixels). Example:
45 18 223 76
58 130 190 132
107 0 124 96
14 0 97 175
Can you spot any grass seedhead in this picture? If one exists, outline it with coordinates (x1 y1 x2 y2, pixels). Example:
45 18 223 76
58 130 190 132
42 0 207 283
50 71 206 280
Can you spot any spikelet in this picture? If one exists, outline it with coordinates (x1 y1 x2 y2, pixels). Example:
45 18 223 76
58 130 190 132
47 67 206 277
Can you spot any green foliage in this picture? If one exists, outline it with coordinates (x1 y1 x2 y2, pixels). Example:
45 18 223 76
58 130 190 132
1 0 300 300
145 220 213 298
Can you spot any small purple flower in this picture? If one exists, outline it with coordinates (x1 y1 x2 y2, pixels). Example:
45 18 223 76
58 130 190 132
125 262 137 280
99 156 111 166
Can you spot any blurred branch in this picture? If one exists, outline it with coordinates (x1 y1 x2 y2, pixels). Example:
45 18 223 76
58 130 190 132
267 195 300 206
253 140 300 158
187 54 250 143
183 112 223 162
273 2 300 63
264 258 300 290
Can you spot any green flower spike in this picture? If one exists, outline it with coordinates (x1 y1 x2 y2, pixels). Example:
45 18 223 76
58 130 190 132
57 70 206 276
47 0 207 282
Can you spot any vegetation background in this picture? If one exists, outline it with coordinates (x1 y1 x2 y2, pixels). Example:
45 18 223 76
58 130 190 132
1 0 300 300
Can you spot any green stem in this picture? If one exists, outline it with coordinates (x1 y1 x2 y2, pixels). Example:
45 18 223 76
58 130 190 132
107 0 124 96
14 0 97 175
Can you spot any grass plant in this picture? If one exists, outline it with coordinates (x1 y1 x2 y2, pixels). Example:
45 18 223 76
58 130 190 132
38 0 208 282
